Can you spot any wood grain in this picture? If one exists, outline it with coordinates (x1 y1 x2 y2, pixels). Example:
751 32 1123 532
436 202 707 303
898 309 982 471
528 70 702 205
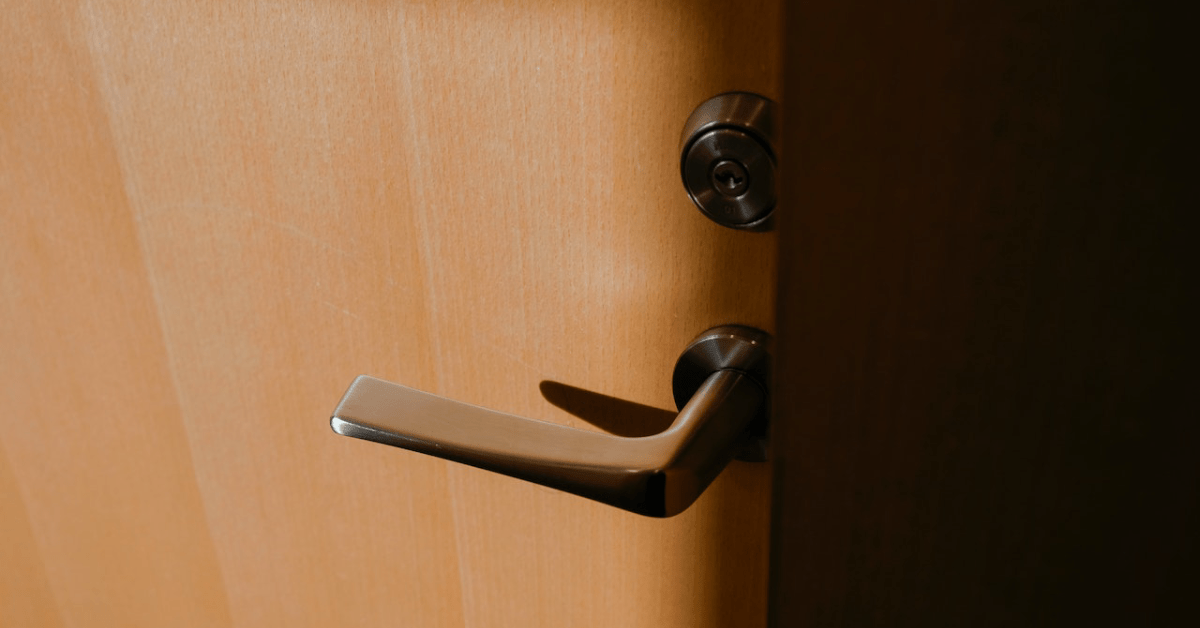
2 1 781 626
770 1 1195 625
0 449 62 628
0 2 232 625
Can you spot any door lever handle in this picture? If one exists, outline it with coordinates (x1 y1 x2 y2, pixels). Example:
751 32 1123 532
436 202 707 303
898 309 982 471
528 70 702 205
329 325 771 517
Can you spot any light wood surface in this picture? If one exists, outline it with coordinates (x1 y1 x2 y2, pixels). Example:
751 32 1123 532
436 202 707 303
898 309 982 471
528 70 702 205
1 1 780 626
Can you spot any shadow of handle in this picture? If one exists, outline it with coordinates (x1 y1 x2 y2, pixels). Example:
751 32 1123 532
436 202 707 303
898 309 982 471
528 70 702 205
538 380 678 437
329 370 763 517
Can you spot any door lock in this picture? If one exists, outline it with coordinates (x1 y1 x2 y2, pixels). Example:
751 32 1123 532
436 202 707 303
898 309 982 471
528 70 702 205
680 92 779 231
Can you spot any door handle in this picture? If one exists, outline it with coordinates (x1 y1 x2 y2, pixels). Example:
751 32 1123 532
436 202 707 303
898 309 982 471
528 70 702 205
329 325 771 517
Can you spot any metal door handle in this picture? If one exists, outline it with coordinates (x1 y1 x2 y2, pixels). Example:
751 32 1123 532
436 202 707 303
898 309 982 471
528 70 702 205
329 325 771 517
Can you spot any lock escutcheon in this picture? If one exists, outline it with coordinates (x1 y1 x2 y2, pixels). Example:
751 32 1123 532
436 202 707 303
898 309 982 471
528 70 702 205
679 92 779 231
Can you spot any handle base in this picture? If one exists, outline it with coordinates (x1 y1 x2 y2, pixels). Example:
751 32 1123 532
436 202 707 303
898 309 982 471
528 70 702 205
673 325 772 461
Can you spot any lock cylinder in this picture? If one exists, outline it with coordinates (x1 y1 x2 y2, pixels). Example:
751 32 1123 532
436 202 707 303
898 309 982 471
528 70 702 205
679 92 779 231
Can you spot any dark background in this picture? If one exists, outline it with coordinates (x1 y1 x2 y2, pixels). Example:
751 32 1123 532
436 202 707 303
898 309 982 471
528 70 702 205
771 1 1195 625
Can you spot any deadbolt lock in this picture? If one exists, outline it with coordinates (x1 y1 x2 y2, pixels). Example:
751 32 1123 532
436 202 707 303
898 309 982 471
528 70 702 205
680 92 779 231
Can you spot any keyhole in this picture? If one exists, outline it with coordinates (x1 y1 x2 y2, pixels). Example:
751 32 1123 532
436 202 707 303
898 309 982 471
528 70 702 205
710 160 750 197
717 170 743 187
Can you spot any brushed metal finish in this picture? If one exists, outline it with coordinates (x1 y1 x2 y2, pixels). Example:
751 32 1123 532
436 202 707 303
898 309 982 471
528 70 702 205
330 326 772 517
673 324 772 462
679 92 779 231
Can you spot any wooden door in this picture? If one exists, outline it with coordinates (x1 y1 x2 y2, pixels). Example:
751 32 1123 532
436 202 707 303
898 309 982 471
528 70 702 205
0 1 781 626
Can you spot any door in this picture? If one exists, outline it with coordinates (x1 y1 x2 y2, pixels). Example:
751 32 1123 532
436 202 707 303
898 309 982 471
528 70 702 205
1 1 781 627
